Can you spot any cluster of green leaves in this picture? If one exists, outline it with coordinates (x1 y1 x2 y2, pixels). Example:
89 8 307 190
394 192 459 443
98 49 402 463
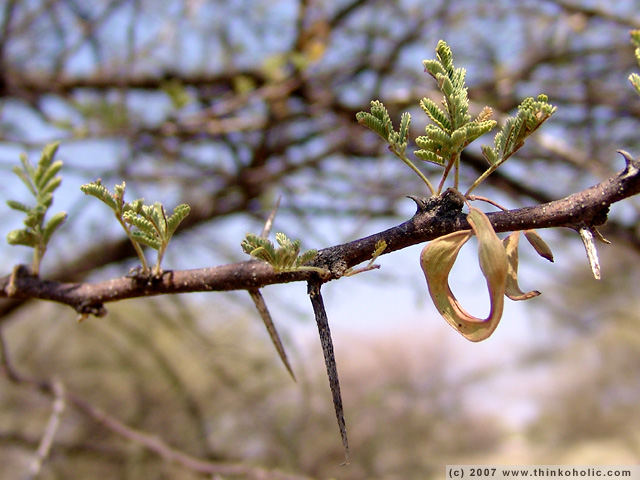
6 142 67 276
241 232 324 274
81 181 190 277
356 40 556 196
357 41 559 342
356 101 434 194
471 94 555 194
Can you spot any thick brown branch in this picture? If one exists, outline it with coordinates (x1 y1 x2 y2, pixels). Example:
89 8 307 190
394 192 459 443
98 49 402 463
2 152 640 316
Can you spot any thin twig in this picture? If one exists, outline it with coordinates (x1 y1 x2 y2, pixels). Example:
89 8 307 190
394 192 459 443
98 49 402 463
25 378 66 480
260 195 281 238
0 327 313 480
66 392 313 480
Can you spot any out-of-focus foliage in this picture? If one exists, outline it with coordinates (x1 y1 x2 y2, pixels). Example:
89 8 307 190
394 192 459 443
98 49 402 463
525 246 640 461
0 299 505 480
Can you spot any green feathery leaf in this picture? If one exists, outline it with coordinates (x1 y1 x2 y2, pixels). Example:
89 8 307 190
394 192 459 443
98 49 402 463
466 94 556 194
297 249 319 266
414 149 447 166
6 200 31 214
43 211 68 244
124 198 144 214
80 180 120 211
242 232 319 272
355 111 388 141
6 142 66 275
419 97 451 131
356 100 394 142
12 163 37 196
398 112 411 142
35 160 63 192
463 120 497 145
7 229 39 248
130 231 162 250
166 204 191 236
124 210 156 234
358 40 553 197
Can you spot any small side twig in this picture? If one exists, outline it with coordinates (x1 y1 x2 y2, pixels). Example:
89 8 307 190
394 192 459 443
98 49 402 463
0 328 312 480
25 378 66 480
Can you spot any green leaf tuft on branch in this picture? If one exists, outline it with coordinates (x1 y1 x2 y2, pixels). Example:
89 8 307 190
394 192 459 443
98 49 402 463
466 94 556 194
6 141 67 276
241 232 324 274
82 180 190 276
357 40 555 197
123 202 191 276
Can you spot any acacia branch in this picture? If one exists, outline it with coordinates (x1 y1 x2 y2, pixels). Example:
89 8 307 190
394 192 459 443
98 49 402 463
2 151 640 316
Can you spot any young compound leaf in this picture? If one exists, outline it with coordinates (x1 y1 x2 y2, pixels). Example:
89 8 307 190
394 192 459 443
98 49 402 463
420 97 451 131
81 179 150 272
130 230 162 250
7 142 66 276
32 142 60 193
23 205 46 229
356 100 393 142
124 198 144 214
241 232 323 274
35 160 63 193
398 112 411 144
462 120 497 146
242 233 269 256
80 181 120 211
467 95 556 195
6 200 31 214
122 201 189 275
166 204 191 237
475 106 494 123
123 210 156 235
42 211 68 245
12 163 37 196
296 248 319 266
355 111 388 141
414 149 447 166
140 203 166 236
7 229 38 247
39 176 62 201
